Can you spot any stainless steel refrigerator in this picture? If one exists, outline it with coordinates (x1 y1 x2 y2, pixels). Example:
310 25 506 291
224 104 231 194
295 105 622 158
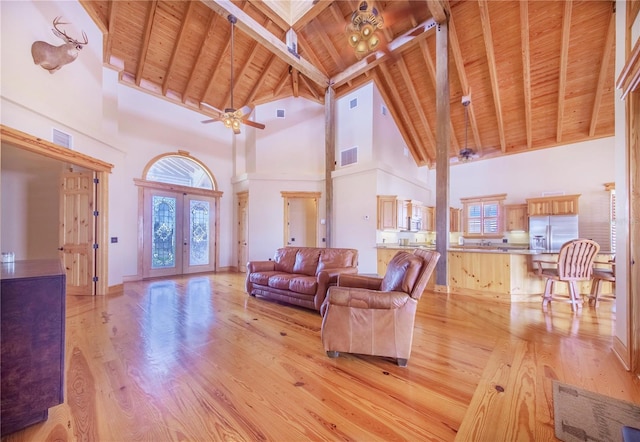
529 215 579 252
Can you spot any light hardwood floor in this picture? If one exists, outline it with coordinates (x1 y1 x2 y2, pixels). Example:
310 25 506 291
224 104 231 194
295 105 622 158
3 272 639 441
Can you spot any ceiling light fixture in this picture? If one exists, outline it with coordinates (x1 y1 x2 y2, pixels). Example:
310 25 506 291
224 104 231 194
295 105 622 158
346 1 384 60
459 95 475 162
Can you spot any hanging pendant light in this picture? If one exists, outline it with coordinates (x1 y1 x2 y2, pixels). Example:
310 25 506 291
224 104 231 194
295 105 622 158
346 1 384 60
459 96 475 162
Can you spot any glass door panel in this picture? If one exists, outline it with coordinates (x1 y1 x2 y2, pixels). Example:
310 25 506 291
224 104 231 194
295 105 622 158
183 195 216 274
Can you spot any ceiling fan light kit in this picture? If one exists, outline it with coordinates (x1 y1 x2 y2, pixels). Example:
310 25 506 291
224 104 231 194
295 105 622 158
346 1 384 59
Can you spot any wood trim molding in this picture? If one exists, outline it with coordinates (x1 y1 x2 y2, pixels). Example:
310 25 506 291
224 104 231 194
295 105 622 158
0 125 114 172
133 178 223 198
604 182 615 191
280 191 321 199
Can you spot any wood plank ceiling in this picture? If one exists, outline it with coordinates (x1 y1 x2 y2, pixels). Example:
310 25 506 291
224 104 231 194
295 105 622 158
80 0 616 168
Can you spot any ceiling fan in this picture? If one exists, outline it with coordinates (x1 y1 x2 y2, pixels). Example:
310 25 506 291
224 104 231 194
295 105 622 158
201 15 265 135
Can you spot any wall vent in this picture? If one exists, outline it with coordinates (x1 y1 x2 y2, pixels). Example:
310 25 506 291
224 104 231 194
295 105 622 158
276 109 285 118
340 146 358 166
349 98 358 109
381 105 388 116
52 128 72 149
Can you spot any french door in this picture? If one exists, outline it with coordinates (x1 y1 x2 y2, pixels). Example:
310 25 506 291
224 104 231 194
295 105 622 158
143 188 216 278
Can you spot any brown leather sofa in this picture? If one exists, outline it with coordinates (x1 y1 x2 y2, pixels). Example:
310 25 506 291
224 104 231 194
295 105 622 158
320 249 440 366
246 247 359 311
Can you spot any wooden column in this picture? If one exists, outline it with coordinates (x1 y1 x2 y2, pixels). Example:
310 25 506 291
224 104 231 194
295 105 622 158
325 86 335 247
435 20 450 289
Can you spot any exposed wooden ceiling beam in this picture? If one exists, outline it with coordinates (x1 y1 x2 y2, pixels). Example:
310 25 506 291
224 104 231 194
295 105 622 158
202 25 232 108
296 32 329 77
246 0 289 32
427 0 448 24
309 19 346 72
590 7 615 137
136 1 158 87
225 17 273 106
183 11 218 104
396 58 437 162
292 68 300 97
273 66 291 97
377 64 429 166
520 1 532 149
246 54 278 103
202 0 329 87
331 18 437 88
293 0 334 31
556 0 572 143
447 7 482 152
299 74 321 101
163 1 195 96
419 39 460 154
478 0 506 152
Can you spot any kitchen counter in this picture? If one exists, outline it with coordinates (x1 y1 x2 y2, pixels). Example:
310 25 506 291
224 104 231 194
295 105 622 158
376 245 613 302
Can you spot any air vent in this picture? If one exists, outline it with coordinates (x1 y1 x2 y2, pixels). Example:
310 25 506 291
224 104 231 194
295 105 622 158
340 146 358 166
381 105 388 116
276 109 285 118
349 98 358 109
52 128 72 149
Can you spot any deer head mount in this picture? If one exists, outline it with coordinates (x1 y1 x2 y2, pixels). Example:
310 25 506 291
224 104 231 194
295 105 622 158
31 17 88 73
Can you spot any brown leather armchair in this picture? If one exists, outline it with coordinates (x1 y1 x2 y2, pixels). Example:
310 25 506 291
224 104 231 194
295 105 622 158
320 249 440 367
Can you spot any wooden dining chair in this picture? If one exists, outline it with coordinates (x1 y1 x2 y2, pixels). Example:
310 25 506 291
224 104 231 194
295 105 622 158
533 239 600 312
588 257 616 307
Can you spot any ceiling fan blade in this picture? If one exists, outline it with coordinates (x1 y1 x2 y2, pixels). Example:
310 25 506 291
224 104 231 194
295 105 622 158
201 117 222 124
242 119 266 130
200 101 224 114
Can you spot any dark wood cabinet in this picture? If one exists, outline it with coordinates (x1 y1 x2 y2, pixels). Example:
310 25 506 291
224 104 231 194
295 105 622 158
1 260 66 437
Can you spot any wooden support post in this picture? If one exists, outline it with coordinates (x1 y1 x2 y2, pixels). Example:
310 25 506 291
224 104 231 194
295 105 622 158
435 20 450 290
325 86 335 247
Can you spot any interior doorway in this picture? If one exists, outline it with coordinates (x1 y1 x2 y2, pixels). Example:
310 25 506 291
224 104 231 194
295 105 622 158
237 191 248 272
282 191 320 247
1 125 112 295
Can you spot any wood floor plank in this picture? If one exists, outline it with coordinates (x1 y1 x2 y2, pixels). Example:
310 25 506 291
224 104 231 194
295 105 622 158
2 272 639 442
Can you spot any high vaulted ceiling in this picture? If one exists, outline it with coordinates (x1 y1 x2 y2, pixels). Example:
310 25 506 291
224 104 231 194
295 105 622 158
79 0 616 168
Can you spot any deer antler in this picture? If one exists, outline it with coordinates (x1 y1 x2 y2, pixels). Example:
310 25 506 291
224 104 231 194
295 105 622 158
52 16 88 46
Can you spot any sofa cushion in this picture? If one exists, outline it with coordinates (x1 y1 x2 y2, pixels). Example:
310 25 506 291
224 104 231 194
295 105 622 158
288 275 318 295
293 248 321 276
317 248 356 273
273 248 297 273
268 273 296 290
380 252 423 293
249 271 282 286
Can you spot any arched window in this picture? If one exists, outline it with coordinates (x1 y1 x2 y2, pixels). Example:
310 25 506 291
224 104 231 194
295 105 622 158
144 152 216 190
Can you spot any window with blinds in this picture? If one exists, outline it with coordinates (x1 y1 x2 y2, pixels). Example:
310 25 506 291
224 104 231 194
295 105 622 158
461 194 506 237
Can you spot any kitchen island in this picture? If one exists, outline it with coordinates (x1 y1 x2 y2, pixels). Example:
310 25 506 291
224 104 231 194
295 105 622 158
377 245 613 302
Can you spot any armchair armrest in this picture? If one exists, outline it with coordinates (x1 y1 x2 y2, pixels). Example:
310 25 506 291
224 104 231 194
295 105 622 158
337 273 383 290
314 267 359 310
325 286 410 310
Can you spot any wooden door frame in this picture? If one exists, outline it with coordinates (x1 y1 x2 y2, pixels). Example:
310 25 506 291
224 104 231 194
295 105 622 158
1 124 113 296
281 191 320 247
